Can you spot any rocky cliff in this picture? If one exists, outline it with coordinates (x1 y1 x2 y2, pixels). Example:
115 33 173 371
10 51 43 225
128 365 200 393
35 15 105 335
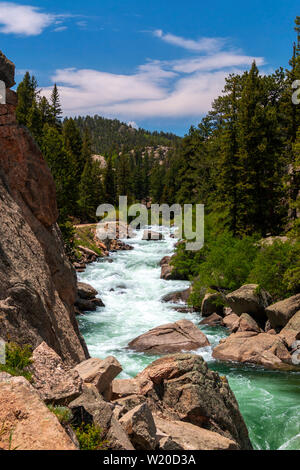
0 52 88 365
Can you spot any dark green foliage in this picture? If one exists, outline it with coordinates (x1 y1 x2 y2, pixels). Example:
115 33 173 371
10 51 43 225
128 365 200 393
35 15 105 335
0 342 33 381
74 115 179 155
74 424 108 451
249 240 300 300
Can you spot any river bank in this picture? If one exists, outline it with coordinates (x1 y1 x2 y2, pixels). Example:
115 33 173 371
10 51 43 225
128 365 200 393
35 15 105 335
78 226 300 450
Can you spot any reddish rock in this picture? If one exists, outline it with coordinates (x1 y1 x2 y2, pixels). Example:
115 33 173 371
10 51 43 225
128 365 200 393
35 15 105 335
213 332 297 370
199 313 224 327
266 295 300 329
223 313 240 332
0 101 88 365
74 356 122 395
30 342 82 405
279 310 300 347
201 292 224 317
226 284 272 324
128 319 210 354
0 373 77 450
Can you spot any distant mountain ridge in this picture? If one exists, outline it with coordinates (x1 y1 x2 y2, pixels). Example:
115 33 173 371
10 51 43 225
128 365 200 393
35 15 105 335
72 114 180 155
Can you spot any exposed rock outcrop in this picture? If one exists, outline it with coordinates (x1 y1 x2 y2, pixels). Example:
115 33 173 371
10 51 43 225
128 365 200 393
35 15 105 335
0 57 88 365
112 354 253 450
75 281 105 313
30 342 83 405
143 230 164 241
226 284 272 324
279 310 300 347
73 356 122 397
199 313 224 327
266 295 300 329
119 403 157 450
0 51 15 88
201 292 225 317
213 331 297 370
161 287 192 304
0 373 77 450
128 319 210 354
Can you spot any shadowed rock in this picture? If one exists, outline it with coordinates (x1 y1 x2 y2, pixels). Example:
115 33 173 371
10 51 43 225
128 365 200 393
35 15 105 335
0 50 15 88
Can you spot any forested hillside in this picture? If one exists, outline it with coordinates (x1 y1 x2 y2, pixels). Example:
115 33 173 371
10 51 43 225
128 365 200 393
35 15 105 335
73 115 179 155
14 18 300 301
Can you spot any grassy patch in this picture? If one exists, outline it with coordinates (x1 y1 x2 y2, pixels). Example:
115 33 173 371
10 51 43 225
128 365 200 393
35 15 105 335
0 342 33 381
74 225 103 258
47 405 73 425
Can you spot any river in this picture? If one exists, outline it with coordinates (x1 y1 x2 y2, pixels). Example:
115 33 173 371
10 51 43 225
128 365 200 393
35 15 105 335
78 226 300 451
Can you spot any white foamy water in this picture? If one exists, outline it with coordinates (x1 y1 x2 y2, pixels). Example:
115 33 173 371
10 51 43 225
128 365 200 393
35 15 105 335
78 226 300 450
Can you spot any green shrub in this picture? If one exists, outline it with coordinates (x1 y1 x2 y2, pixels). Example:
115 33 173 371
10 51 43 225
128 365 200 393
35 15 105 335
74 423 108 451
0 342 33 381
248 240 300 300
47 405 72 425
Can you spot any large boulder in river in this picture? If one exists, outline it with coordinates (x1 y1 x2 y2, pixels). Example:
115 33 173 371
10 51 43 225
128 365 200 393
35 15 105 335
279 310 300 347
226 284 272 324
0 373 77 450
266 294 300 329
201 292 225 317
128 319 210 354
77 282 98 299
162 287 192 304
133 354 252 449
213 331 296 370
143 230 164 241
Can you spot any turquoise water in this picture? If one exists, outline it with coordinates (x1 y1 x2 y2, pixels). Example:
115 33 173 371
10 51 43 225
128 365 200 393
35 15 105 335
78 227 300 450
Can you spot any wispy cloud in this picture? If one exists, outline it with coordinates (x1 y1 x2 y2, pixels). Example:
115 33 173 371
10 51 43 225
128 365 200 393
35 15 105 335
41 50 264 120
153 29 225 53
0 2 55 35
0 2 84 36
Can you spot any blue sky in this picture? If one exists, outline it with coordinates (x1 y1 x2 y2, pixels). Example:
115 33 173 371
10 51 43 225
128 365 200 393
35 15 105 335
0 0 299 135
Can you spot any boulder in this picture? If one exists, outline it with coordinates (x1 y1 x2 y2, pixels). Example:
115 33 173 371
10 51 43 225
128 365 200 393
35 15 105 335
279 310 300 347
0 373 77 450
236 313 261 333
154 416 238 451
69 384 134 450
128 319 210 354
266 295 300 329
75 297 105 312
142 230 164 241
213 332 296 370
30 342 82 405
77 282 98 300
222 313 240 332
73 356 122 395
0 50 15 88
135 354 252 450
162 287 192 304
119 403 157 450
199 313 224 327
201 292 224 317
112 379 140 400
226 284 272 324
160 255 181 280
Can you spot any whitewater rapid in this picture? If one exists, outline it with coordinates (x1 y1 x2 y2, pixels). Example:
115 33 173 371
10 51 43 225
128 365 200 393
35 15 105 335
78 226 300 451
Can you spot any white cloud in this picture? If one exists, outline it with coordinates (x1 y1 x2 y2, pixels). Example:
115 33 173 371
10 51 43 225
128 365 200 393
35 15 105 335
40 30 265 120
0 2 55 35
153 29 224 53
127 121 139 129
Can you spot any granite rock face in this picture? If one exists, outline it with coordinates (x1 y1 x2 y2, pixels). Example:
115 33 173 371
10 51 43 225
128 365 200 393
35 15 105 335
0 82 88 364
0 50 15 88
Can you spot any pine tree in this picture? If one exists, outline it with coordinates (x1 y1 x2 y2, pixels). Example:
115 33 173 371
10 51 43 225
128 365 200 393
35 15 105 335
78 158 104 222
103 156 116 205
16 72 38 126
50 84 62 125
